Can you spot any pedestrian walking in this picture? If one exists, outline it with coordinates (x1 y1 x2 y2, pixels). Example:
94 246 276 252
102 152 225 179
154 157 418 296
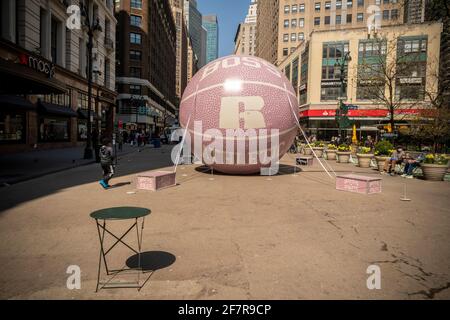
99 138 115 189
117 131 123 152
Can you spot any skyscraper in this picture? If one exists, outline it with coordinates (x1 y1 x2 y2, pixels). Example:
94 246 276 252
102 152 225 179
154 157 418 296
235 0 258 56
184 0 206 68
170 0 189 101
202 15 219 64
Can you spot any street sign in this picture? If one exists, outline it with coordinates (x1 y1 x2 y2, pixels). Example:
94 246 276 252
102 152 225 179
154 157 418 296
347 104 358 110
381 133 398 138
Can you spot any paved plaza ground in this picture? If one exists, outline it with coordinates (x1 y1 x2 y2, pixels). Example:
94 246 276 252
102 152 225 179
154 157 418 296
0 145 449 299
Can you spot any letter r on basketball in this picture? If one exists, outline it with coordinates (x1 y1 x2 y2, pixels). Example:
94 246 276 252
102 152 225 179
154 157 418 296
219 96 266 129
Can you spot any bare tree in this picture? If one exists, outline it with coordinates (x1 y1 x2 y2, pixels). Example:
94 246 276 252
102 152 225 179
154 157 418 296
355 32 431 133
408 57 450 152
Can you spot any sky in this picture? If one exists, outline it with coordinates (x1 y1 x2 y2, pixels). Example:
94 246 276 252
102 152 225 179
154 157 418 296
197 0 251 58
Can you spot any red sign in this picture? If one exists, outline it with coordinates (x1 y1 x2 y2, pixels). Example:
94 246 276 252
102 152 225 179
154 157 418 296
118 120 123 129
299 109 422 118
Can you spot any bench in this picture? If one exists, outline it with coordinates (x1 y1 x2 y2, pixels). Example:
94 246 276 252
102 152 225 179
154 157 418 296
137 171 176 191
336 174 382 194
296 156 313 166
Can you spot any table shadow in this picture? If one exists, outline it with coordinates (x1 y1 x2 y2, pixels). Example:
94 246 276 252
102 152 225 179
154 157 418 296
126 251 176 272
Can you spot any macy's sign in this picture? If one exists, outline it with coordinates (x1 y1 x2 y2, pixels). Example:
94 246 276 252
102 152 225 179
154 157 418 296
19 53 55 78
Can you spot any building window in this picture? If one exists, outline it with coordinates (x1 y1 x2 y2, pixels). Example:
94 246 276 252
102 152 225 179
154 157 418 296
315 3 321 12
291 47 296 53
325 2 331 10
357 13 364 22
291 19 297 27
347 0 353 8
321 42 349 100
336 15 342 24
129 85 141 95
283 48 289 56
130 32 141 44
391 9 398 20
292 5 298 13
358 0 365 7
299 4 305 12
383 10 389 20
346 14 352 23
325 16 331 24
283 33 289 42
284 5 290 14
130 67 141 78
298 32 304 40
51 17 59 64
299 18 305 27
131 0 142 9
130 15 142 27
314 17 320 25
285 64 291 80
284 19 289 28
130 50 142 60
0 112 25 143
39 117 70 142
336 1 342 9
291 33 297 42
383 0 389 4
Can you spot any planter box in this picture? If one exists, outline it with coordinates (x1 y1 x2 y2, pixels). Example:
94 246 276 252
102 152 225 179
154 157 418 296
375 156 389 172
137 171 176 191
312 147 324 158
336 151 351 163
303 148 313 155
422 163 448 181
325 150 337 160
296 156 313 166
357 154 374 168
336 174 382 194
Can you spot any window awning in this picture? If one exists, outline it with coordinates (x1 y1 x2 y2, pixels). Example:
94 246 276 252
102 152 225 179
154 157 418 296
38 101 77 117
0 95 35 110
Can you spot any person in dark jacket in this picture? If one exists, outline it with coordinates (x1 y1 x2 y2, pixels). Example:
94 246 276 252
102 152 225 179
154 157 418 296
99 138 115 189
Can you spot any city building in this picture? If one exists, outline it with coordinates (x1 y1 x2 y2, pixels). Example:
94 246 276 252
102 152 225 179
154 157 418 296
202 15 219 64
234 0 257 56
187 36 199 82
170 0 189 102
184 0 206 68
255 0 279 63
404 0 425 24
257 0 406 66
278 22 442 139
115 0 177 134
0 0 117 154
200 25 207 67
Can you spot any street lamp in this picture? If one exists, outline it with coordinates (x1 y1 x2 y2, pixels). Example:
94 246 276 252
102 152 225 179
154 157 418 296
334 51 352 142
81 0 102 160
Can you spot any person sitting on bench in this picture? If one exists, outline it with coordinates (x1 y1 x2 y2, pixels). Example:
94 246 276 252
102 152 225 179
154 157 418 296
382 147 405 176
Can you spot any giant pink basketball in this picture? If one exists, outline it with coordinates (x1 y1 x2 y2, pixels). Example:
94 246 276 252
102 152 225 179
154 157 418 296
179 55 298 174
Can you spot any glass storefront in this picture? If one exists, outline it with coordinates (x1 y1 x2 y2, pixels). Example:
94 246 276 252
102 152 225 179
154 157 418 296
0 111 25 143
39 117 70 142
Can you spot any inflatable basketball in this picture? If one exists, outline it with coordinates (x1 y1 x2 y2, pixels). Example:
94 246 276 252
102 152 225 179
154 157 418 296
179 55 298 174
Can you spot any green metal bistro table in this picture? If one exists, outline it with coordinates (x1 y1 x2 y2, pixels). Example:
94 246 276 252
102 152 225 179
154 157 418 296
90 207 151 292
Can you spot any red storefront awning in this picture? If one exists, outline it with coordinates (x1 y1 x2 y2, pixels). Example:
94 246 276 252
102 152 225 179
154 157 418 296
299 109 423 118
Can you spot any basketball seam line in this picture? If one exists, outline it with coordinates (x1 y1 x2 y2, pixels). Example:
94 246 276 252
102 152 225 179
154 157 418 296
180 81 297 104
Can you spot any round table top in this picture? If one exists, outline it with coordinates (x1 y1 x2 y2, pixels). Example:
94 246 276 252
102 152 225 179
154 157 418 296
90 207 151 220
